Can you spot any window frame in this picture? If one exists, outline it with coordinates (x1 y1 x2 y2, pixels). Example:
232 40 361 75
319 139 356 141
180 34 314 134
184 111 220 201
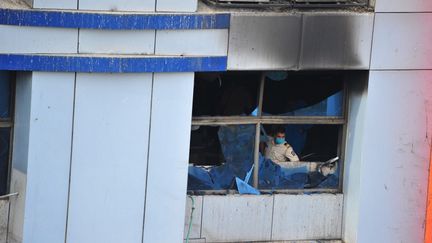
0 72 15 198
189 71 348 194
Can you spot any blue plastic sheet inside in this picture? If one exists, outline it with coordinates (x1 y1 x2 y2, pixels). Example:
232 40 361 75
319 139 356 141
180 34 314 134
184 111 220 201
236 164 260 195
187 123 339 192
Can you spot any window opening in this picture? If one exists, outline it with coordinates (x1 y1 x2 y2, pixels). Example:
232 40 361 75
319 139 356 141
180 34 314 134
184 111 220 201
0 71 14 197
188 71 349 195
192 72 260 117
0 128 11 195
189 124 256 190
262 74 344 117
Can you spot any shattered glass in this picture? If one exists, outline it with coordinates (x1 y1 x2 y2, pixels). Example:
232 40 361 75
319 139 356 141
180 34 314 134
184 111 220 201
187 124 340 192
188 125 255 190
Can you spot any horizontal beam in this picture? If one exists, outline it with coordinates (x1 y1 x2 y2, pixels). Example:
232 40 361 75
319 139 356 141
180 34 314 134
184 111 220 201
0 122 12 128
0 8 230 30
192 116 345 125
187 188 339 195
0 54 228 73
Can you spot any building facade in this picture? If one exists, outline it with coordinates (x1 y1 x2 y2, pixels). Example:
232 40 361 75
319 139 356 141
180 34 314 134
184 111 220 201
0 0 431 242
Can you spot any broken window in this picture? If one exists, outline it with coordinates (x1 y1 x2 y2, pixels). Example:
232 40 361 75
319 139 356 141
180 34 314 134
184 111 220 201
189 124 256 190
0 71 14 196
259 124 341 190
188 71 347 194
262 74 344 117
192 72 260 117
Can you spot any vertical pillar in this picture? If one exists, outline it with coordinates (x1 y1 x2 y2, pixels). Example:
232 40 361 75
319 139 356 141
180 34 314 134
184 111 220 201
347 71 432 243
143 73 194 243
66 73 152 243
342 75 368 243
8 72 75 243
343 7 432 242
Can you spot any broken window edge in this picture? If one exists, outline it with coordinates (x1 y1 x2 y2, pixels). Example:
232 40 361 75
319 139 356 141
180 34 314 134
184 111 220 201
187 188 340 196
192 116 345 126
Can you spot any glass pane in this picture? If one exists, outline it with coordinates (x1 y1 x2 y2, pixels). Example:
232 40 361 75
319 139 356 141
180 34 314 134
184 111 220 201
188 124 256 191
0 72 12 119
258 124 340 190
192 72 260 117
0 128 10 195
262 72 344 117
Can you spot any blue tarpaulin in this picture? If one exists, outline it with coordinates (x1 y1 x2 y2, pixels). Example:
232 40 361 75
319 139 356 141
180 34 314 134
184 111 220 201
187 106 340 191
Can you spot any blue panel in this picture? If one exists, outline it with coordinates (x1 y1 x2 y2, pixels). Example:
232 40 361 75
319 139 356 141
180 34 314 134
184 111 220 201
0 72 11 119
0 54 227 73
0 8 230 30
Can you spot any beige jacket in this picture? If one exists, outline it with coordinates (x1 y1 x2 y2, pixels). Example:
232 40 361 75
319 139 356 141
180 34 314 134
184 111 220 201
265 136 300 163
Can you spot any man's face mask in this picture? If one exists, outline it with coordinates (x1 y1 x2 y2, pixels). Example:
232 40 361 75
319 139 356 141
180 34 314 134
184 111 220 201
275 137 285 145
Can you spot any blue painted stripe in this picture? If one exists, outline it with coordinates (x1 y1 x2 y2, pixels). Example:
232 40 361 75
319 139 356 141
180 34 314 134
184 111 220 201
0 54 227 73
0 8 230 30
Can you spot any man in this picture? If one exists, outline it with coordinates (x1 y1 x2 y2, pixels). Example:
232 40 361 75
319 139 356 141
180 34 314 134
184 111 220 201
265 126 300 163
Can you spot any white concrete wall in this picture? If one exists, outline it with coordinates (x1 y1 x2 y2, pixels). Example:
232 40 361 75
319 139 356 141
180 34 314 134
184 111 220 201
33 0 77 10
79 0 155 12
6 72 195 243
375 0 432 13
79 30 155 55
356 71 432 243
23 72 75 243
370 13 432 70
2 0 219 241
8 72 75 243
0 26 78 54
143 73 194 243
185 194 343 242
66 73 152 243
342 75 369 243
7 72 32 243
342 1 432 240
155 30 228 56
156 0 197 12
24 0 197 11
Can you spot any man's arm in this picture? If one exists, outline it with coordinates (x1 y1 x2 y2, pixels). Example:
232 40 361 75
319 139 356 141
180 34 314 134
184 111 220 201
284 144 300 162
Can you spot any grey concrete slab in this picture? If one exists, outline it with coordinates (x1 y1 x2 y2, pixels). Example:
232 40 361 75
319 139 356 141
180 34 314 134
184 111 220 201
272 194 343 240
184 196 203 240
201 195 273 242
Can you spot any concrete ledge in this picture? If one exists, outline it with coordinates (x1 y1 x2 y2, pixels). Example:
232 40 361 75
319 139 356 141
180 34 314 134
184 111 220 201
185 194 343 242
